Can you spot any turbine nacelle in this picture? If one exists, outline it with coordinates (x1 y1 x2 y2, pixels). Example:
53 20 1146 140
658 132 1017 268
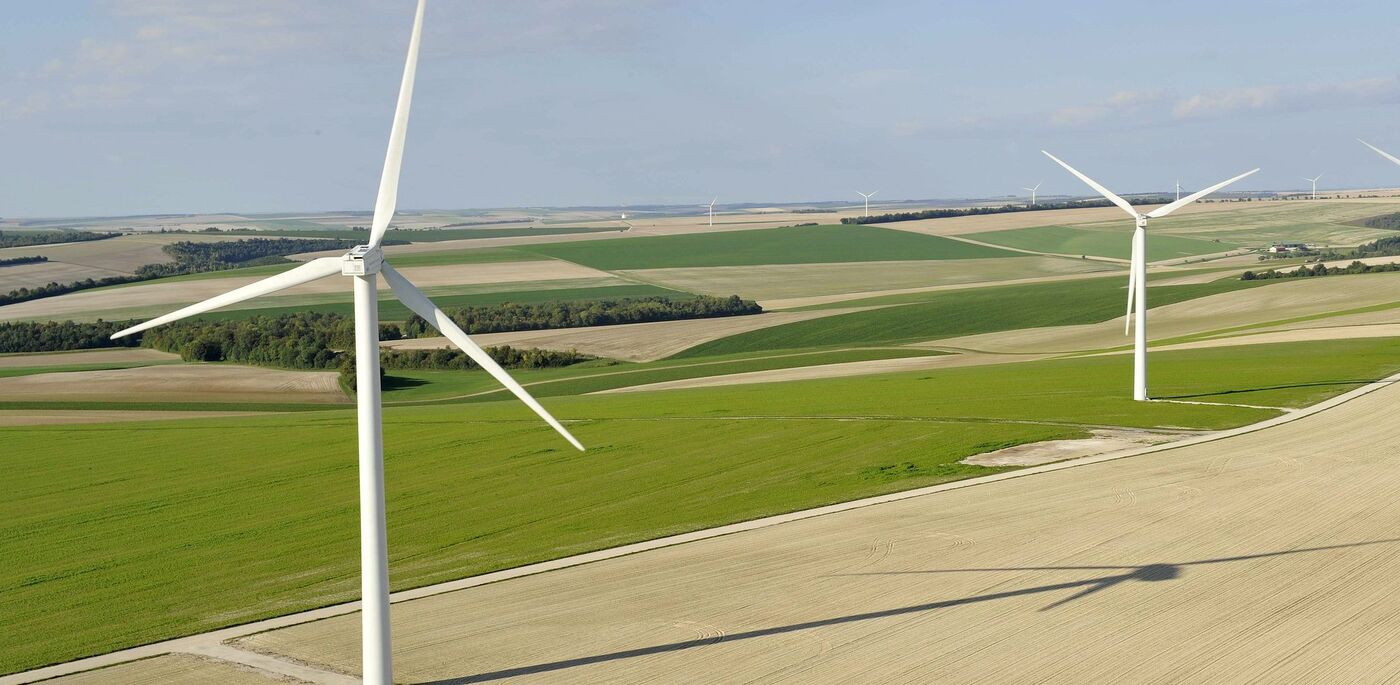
341 245 385 276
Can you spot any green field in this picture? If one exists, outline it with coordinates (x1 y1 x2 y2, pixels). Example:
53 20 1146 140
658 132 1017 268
524 224 1017 269
5 335 1399 673
971 225 1239 261
684 276 1269 356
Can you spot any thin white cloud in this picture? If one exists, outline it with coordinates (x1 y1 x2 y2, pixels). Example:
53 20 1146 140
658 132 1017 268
1172 76 1400 119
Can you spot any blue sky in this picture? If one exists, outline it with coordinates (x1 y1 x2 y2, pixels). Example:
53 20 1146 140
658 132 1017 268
2 0 1399 217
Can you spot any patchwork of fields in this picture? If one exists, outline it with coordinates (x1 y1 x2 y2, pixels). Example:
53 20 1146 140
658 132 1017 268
8 198 1400 680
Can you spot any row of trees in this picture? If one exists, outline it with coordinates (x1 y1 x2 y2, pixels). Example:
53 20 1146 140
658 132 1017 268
0 230 115 248
1242 260 1400 281
840 197 1175 225
0 256 48 268
401 295 762 337
1358 212 1400 230
0 319 141 353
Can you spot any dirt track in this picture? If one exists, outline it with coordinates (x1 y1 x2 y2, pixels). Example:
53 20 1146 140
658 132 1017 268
0 364 346 404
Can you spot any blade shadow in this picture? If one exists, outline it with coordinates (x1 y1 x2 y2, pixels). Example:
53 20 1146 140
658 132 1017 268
416 538 1400 684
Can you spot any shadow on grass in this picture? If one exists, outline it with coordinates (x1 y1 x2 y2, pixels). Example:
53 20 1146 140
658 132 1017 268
418 538 1400 684
1155 378 1382 401
381 374 431 392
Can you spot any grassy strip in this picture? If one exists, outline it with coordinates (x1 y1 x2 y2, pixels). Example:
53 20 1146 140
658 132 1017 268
686 276 1268 356
0 401 338 412
969 225 1240 261
5 336 1397 672
524 224 1016 270
0 361 178 379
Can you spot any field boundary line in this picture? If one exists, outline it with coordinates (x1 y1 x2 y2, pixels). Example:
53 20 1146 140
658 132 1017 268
5 370 1398 684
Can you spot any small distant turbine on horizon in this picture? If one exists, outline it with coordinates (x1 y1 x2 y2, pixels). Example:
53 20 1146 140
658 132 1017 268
706 196 717 227
857 190 879 217
1175 180 1182 202
1304 173 1324 200
1023 182 1042 206
1043 150 1258 402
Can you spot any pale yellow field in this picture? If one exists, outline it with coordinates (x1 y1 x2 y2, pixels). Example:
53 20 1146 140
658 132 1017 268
0 233 247 275
39 654 281 685
0 261 609 323
0 347 177 368
619 256 1119 305
382 308 872 362
226 377 1400 684
0 364 346 404
0 261 131 291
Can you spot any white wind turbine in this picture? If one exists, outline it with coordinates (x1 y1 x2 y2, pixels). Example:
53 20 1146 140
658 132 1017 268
1023 181 1042 206
706 196 717 227
1175 180 1182 201
110 3 584 683
1303 173 1324 200
857 190 879 217
1042 151 1258 401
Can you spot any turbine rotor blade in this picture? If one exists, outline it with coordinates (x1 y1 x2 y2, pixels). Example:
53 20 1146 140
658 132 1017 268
380 263 584 451
1041 151 1139 219
1145 168 1259 218
110 258 344 339
367 0 427 249
1360 139 1400 168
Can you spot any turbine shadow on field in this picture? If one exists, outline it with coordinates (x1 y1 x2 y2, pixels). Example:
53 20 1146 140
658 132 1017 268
1155 378 1385 401
418 539 1399 684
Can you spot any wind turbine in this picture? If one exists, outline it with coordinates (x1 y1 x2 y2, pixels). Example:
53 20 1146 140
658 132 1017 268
1303 173 1324 200
1042 150 1258 401
706 196 717 227
109 3 584 684
1022 182 1042 206
1175 180 1182 202
857 190 879 217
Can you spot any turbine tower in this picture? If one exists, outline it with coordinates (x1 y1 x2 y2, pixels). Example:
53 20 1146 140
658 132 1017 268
109 4 585 683
1043 151 1258 401
1175 180 1182 202
707 196 717 227
857 190 879 217
1304 173 1324 200
1023 182 1042 206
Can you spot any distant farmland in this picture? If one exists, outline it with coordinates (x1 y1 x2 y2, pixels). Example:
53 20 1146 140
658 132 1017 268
524 224 1018 270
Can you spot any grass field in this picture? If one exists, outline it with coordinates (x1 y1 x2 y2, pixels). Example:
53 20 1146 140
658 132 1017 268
255 226 622 242
524 224 1017 270
683 276 1269 356
1073 201 1400 247
970 225 1239 261
5 336 1400 674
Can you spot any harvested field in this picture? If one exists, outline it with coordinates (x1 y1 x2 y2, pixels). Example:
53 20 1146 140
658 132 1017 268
0 261 131 291
0 348 177 369
0 261 609 323
0 233 247 276
873 200 1241 236
621 256 1118 303
0 365 346 404
1270 254 1400 273
382 308 871 362
960 428 1192 467
0 410 272 427
1153 324 1400 352
231 375 1400 684
39 653 281 685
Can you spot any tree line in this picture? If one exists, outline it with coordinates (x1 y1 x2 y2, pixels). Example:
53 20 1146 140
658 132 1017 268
0 256 48 268
0 230 116 249
1242 260 1400 281
1357 212 1400 230
0 319 142 353
401 295 761 337
840 197 1175 225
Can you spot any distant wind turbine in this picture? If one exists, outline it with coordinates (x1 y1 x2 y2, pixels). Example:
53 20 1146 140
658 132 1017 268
1303 173 1324 200
857 190 879 217
706 196 717 227
1043 150 1258 401
1175 180 1182 202
1023 182 1042 206
109 4 584 683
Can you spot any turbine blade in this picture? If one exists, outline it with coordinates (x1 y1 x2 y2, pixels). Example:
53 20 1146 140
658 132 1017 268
367 0 427 249
110 258 344 339
1041 151 1138 219
380 263 584 451
1360 139 1400 168
1145 168 1258 218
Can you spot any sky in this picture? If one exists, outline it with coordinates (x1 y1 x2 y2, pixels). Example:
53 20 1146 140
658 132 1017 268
2 0 1400 217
